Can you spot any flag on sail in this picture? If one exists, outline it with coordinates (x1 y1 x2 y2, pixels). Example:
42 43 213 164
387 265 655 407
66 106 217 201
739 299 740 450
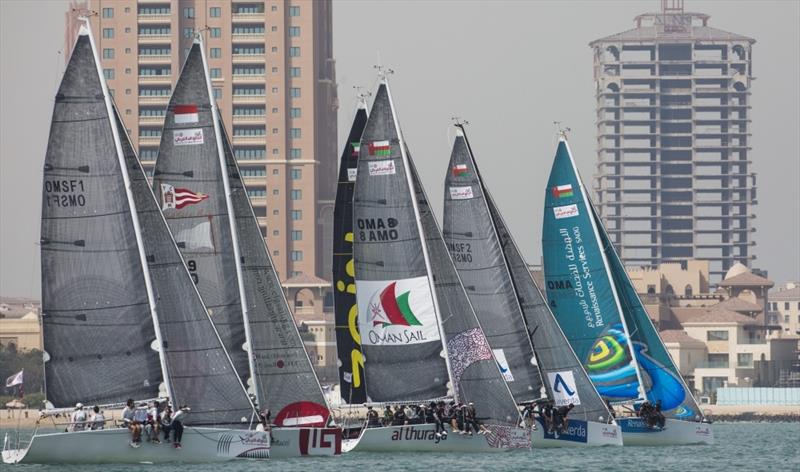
552 184 574 199
5 369 23 387
350 141 361 157
173 104 199 124
452 164 470 177
368 140 391 156
161 183 209 210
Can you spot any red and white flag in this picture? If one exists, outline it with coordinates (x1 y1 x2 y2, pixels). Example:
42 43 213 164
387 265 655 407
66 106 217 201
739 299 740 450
5 369 23 388
161 183 209 210
174 104 199 124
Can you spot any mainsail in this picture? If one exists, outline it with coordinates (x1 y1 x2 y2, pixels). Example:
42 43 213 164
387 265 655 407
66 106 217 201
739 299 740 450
154 40 327 417
332 100 369 404
352 82 450 402
542 138 646 404
40 30 162 408
408 158 520 426
442 129 543 403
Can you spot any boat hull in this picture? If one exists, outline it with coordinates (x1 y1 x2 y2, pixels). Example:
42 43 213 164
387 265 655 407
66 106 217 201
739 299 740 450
343 423 530 453
617 417 714 446
2 427 271 464
269 427 342 457
530 418 623 448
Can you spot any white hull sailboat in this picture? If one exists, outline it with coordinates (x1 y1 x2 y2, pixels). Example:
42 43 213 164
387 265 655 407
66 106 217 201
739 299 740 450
616 417 714 446
529 418 622 448
344 424 530 453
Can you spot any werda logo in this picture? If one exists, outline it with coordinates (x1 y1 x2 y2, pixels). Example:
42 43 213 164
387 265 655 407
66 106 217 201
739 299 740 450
369 282 422 327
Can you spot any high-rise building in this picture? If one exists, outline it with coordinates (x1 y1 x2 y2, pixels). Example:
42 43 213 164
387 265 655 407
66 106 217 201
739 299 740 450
65 0 338 289
590 0 756 282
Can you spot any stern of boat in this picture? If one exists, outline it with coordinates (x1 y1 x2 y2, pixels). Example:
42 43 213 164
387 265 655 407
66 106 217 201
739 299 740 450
269 426 342 458
618 417 714 446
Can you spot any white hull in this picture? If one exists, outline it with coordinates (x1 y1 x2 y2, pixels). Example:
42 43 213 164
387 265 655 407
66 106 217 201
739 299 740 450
530 418 623 448
2 427 270 464
343 423 530 453
617 417 714 446
269 427 342 457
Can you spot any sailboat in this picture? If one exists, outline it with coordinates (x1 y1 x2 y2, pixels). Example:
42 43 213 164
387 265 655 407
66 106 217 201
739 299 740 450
332 96 369 405
2 22 270 465
442 125 622 447
541 135 713 446
343 76 530 453
151 37 340 457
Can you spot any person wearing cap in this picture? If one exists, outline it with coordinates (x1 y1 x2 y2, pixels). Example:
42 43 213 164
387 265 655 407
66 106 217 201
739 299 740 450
366 406 380 428
68 403 87 432
466 402 489 435
121 398 141 447
170 405 190 449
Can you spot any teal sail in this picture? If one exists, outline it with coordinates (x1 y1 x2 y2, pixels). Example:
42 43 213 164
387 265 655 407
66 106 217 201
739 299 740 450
542 138 644 404
542 137 702 421
591 202 702 420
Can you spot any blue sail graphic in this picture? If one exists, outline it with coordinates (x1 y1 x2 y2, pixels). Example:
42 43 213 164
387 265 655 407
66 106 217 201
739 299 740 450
541 139 642 404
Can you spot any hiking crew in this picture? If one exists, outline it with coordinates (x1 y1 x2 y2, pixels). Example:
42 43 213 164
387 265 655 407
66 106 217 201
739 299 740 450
89 405 104 430
554 403 575 434
366 406 381 428
122 399 141 447
68 403 86 432
540 401 555 433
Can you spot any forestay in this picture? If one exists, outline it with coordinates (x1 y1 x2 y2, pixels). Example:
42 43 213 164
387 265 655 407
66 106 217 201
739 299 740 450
40 33 162 408
408 158 520 427
352 83 449 402
442 131 543 403
332 102 369 404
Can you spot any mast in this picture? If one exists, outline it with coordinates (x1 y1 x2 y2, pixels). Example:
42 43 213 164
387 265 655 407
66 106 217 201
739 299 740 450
383 74 456 398
457 123 548 398
196 34 261 408
83 18 174 404
561 134 647 401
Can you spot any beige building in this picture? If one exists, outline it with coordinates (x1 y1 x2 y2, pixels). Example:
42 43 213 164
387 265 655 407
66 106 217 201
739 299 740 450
284 273 336 382
0 300 42 351
66 0 338 285
767 282 800 336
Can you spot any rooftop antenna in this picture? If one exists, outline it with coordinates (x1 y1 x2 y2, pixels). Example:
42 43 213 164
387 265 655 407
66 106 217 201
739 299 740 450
451 116 469 127
374 64 394 82
553 121 571 139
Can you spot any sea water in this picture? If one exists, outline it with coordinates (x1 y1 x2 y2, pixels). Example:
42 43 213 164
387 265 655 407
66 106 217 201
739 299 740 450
1 422 798 471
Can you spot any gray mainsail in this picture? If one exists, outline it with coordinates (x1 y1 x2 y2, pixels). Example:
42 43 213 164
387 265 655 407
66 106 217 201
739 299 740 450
442 130 543 403
408 158 520 426
352 82 449 402
152 43 250 391
40 31 162 408
219 116 329 416
486 192 611 422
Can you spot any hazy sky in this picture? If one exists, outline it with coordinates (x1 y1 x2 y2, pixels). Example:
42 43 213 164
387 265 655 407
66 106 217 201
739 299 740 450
1 0 798 299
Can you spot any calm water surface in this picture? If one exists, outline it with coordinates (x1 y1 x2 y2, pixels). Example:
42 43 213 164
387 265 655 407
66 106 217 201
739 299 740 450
2 423 798 471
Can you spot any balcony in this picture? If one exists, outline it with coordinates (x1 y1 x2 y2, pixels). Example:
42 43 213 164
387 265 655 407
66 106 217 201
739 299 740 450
137 14 171 23
138 75 172 85
232 11 265 22
232 74 266 84
232 33 265 43
138 34 171 45
138 54 171 65
232 135 267 145
232 94 266 105
232 53 266 64
138 95 170 105
232 114 266 124
138 115 165 126
138 136 162 146
696 361 730 369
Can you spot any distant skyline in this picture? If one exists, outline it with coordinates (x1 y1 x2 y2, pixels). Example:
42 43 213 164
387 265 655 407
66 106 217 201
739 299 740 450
1 0 799 298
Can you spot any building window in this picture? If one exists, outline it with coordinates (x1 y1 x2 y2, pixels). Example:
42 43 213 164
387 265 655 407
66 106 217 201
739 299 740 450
290 107 301 118
125 7 130 13
272 169 279 175
233 86 265 96
707 353 729 368
271 46 278 53
184 7 195 18
273 230 279 236
102 7 113 18
125 89 131 95
289 6 300 16
233 106 266 116
291 189 302 200
271 26 277 32
125 109 131 115
213 88 222 99
290 87 301 98
272 128 278 134
183 27 194 38
240 168 267 177
289 26 300 37
233 25 265 34
290 67 301 77
140 26 170 35
125 68 131 74
139 128 162 137
737 353 753 367
235 148 266 160
272 148 279 155
290 128 301 139
273 250 279 256
291 169 302 180
785 302 791 310
289 148 302 159
139 6 170 15
233 126 266 136
140 149 158 159
210 27 221 38
684 285 693 297
706 330 728 341
272 66 278 73
125 47 131 54
785 315 791 323
291 251 303 261
233 46 265 55
102 48 114 59
291 210 302 220
271 5 278 11
289 46 300 57
103 69 115 80
272 87 278 93
102 28 114 39
291 230 302 241
272 107 278 113
210 48 222 58
210 7 221 17
210 68 221 78
247 189 267 197
272 189 279 195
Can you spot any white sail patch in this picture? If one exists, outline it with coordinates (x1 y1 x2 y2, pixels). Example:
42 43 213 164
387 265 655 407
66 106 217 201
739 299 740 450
367 160 396 176
175 221 214 250
347 168 358 182
356 276 440 346
553 204 579 220
547 370 581 406
173 128 204 146
492 349 514 382
449 186 474 200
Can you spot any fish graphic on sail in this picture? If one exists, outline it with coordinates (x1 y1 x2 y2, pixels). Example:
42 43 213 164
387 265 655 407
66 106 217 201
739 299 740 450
332 100 368 403
542 136 711 445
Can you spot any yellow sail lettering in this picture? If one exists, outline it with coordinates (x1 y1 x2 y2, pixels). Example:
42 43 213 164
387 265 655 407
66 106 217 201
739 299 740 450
348 304 361 345
350 349 364 388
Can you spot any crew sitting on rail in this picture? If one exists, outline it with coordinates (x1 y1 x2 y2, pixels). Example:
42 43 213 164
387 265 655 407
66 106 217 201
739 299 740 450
553 403 575 434
520 403 535 428
366 406 381 428
171 405 190 449
68 403 86 432
538 400 555 433
89 405 104 430
121 398 142 447
160 405 173 441
144 401 161 443
382 405 394 426
465 402 489 435
433 402 448 439
393 404 408 425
